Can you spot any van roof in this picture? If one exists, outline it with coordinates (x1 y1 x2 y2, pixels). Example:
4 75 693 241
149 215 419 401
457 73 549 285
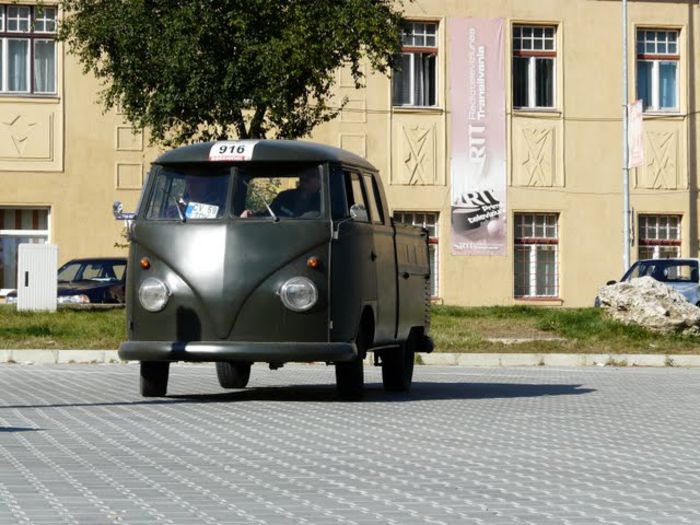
155 139 376 171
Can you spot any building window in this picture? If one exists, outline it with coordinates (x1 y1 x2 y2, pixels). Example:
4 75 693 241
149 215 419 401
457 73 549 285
512 25 556 109
514 213 558 298
0 4 57 94
637 29 679 112
638 214 681 259
0 208 49 296
392 21 438 107
394 211 439 297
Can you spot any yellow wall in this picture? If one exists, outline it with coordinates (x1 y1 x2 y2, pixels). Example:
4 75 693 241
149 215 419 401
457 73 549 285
1 0 698 306
311 0 700 307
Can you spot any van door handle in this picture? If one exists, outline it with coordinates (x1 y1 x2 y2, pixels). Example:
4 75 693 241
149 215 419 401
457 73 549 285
370 250 377 261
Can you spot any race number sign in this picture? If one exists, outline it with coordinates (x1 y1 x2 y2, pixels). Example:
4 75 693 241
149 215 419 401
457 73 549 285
208 141 259 161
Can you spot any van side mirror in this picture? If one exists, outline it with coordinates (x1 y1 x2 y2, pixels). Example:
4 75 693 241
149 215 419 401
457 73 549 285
112 200 135 221
112 201 137 242
349 203 368 222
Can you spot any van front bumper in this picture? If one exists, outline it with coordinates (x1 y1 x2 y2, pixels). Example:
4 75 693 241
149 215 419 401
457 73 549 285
118 340 357 363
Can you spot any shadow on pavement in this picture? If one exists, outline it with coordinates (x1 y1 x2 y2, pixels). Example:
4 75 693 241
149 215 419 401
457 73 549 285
0 382 595 408
0 427 44 433
167 381 595 403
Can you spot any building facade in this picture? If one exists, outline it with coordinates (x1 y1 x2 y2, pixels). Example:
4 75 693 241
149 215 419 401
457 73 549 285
1 0 699 307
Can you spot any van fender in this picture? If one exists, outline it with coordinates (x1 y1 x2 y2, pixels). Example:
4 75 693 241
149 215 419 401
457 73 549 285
355 304 376 358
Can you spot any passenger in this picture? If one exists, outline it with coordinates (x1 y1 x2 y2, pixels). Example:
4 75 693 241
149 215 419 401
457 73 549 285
240 172 321 218
270 172 321 217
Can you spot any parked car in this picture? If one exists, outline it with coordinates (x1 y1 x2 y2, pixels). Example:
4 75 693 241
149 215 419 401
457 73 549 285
5 257 127 305
597 258 700 306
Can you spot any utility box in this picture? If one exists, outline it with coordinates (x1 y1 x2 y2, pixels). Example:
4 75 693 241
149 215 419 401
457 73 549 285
16 243 58 312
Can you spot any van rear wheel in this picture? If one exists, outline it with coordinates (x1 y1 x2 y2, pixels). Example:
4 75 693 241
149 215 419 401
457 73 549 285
216 362 252 389
381 334 416 392
140 361 169 397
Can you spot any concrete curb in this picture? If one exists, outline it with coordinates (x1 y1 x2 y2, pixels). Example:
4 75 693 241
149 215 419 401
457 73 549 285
1 350 121 365
2 350 700 367
420 352 700 367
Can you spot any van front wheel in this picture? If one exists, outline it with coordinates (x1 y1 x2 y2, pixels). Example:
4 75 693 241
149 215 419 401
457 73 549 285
140 361 169 397
335 358 364 400
216 362 252 389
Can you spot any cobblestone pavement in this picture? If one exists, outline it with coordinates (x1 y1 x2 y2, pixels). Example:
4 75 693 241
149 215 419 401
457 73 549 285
1 363 699 525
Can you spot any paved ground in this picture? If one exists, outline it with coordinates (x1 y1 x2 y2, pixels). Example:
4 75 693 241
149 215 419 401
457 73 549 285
1 364 699 525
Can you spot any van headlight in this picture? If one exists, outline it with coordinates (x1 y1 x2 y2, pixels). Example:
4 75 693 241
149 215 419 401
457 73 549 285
279 277 318 312
139 278 171 312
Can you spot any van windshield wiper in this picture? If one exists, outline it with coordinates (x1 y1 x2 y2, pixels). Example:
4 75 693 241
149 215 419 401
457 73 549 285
170 196 186 222
242 180 278 222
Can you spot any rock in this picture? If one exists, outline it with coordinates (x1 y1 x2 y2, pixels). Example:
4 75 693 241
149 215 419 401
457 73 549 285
597 276 700 333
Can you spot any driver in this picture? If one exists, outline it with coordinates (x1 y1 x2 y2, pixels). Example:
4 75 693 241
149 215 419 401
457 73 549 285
183 176 225 207
164 176 226 219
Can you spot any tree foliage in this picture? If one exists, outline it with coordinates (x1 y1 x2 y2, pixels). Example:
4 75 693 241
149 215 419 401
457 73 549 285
58 0 404 146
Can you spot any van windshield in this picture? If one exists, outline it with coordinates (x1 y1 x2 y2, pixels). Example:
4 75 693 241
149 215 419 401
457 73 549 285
232 164 324 219
144 163 325 221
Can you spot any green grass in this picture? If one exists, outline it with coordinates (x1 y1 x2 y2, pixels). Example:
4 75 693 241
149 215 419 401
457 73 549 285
431 305 700 354
1 304 699 354
0 306 125 350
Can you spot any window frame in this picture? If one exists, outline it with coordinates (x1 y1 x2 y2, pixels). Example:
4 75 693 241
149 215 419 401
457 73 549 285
0 207 51 296
636 28 680 113
0 3 57 95
392 20 439 108
512 24 557 110
514 212 559 298
638 214 681 260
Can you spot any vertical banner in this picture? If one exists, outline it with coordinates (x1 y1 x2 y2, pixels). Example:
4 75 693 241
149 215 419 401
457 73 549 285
449 18 506 256
627 99 644 169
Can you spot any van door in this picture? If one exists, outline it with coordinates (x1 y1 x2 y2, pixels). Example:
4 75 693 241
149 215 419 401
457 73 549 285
329 168 377 344
361 172 397 344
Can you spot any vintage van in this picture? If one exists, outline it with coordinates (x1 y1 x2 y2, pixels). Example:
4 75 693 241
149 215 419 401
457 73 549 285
114 140 432 399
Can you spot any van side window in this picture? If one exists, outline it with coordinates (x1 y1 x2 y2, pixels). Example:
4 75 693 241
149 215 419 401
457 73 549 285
346 171 371 223
329 164 349 220
363 173 384 225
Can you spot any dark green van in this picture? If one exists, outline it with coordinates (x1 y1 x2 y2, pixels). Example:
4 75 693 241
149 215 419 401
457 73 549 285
114 140 432 399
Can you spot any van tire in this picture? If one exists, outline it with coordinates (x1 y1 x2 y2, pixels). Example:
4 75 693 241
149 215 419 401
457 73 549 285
140 361 169 397
381 333 416 392
216 362 251 389
335 358 364 400
336 319 370 400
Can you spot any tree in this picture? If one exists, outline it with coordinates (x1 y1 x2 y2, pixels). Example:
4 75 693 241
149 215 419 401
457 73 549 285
58 0 405 146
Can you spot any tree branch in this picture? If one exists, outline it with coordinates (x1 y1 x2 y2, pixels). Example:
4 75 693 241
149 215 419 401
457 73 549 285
232 109 248 139
248 105 268 139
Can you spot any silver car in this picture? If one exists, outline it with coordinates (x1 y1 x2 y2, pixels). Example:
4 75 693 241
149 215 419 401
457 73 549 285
603 258 700 306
